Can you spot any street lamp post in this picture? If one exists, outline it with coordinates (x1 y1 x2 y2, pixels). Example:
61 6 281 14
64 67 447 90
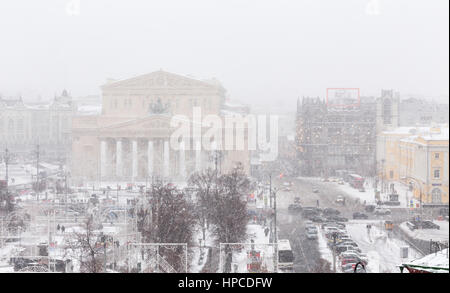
273 187 278 273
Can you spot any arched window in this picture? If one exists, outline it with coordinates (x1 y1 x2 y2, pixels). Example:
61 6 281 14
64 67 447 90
431 188 442 204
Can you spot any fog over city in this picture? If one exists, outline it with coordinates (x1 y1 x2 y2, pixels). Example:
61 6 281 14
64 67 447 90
0 0 448 277
0 0 449 109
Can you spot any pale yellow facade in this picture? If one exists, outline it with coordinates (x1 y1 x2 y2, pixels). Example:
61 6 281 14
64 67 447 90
377 126 449 204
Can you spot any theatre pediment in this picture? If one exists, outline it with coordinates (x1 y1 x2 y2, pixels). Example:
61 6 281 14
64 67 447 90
100 115 174 132
101 70 220 90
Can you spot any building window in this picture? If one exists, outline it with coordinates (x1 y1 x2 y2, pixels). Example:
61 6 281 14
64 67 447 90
434 153 440 159
431 188 442 204
434 169 440 179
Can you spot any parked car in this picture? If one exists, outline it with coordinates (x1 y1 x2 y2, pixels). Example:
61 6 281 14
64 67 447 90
341 262 358 273
352 212 368 219
294 197 301 204
374 207 391 216
338 180 345 185
335 245 362 254
312 187 319 193
358 187 366 192
321 178 330 182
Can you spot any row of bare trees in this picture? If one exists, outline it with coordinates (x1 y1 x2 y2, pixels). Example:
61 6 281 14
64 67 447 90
63 164 251 273
189 164 251 272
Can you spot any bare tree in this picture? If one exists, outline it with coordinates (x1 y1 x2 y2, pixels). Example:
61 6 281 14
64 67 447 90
64 217 104 273
137 183 197 272
211 164 251 272
188 168 218 243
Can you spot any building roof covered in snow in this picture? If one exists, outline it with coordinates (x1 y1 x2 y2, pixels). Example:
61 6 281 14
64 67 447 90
401 248 449 273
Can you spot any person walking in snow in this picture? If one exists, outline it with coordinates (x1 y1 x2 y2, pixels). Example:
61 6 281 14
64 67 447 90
61 225 65 233
57 224 60 232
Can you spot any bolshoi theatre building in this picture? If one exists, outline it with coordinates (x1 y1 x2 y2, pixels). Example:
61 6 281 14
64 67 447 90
70 70 250 185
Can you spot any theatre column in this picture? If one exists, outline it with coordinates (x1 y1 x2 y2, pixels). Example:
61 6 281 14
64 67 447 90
116 139 123 178
132 139 138 181
163 140 170 178
100 139 107 179
147 140 153 178
179 140 186 179
195 140 202 172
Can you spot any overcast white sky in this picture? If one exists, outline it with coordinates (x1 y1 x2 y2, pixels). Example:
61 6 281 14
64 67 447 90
0 0 448 109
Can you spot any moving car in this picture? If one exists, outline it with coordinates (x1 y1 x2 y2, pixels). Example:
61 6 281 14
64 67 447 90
302 207 320 218
309 215 325 223
288 203 302 213
327 216 349 222
365 205 376 213
338 180 345 185
323 208 341 216
336 195 345 204
312 187 319 193
305 227 318 240
374 207 391 216
352 212 368 219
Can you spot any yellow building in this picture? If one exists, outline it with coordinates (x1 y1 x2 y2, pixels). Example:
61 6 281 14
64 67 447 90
377 126 449 205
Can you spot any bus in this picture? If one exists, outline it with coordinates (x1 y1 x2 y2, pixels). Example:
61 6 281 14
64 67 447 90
348 174 365 189
277 239 294 271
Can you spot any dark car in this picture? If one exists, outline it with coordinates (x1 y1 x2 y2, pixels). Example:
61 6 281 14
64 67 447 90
323 208 341 216
294 197 301 204
365 205 376 213
309 215 326 223
302 207 320 218
288 203 302 213
353 212 368 219
327 216 349 222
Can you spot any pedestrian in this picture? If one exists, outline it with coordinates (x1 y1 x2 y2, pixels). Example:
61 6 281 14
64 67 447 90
316 199 320 208
61 225 65 233
264 227 269 237
57 224 60 232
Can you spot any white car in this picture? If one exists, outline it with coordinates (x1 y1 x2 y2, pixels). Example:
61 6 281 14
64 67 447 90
374 207 391 215
336 195 345 204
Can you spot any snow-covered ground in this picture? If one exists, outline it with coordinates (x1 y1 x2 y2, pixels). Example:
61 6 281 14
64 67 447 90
317 224 341 273
228 224 274 273
334 179 420 209
190 227 214 273
399 220 449 242
345 220 422 273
